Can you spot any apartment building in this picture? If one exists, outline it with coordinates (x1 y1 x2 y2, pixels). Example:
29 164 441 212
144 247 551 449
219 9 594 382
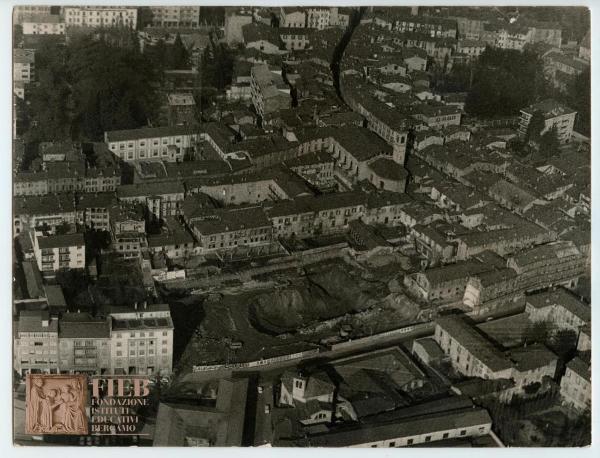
519 99 577 144
306 8 332 30
389 15 458 39
13 5 52 24
63 6 138 29
525 289 590 333
506 241 586 292
188 206 274 253
280 28 311 51
250 64 290 122
148 6 199 28
560 357 591 411
117 181 185 220
14 311 59 376
109 203 147 259
33 232 85 276
22 14 65 35
14 49 35 83
281 408 492 447
109 303 174 376
14 194 77 236
58 313 112 374
279 7 306 28
434 316 557 389
105 125 200 162
76 192 118 231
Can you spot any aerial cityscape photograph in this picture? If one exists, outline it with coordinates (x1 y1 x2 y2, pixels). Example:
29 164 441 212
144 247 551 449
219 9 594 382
10 3 591 448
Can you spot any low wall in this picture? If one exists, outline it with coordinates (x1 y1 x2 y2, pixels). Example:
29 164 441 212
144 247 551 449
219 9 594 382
192 348 320 372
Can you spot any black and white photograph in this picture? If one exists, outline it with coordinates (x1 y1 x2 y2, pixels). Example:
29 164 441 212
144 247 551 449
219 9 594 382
9 2 592 448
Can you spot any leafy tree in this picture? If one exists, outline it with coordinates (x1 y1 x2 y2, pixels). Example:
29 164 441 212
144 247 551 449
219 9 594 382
23 36 159 142
465 48 548 118
55 221 72 235
524 320 551 344
567 70 590 136
166 33 190 70
548 328 578 359
539 126 561 159
526 110 546 142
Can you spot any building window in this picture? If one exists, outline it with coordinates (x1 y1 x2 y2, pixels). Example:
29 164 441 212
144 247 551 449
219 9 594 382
460 430 467 436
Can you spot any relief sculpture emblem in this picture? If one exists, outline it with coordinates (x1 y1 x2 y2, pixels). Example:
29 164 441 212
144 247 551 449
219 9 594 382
26 374 88 435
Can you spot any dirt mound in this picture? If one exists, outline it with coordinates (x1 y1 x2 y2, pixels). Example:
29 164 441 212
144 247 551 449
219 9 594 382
249 264 389 334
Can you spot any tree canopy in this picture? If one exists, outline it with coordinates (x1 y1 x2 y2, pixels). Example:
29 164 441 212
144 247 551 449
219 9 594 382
525 110 546 142
465 48 549 118
24 36 160 143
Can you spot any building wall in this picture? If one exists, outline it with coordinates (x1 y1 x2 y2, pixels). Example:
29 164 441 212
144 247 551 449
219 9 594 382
23 21 66 35
350 421 491 448
35 243 85 273
59 337 111 374
149 6 199 28
107 132 200 162
64 6 138 29
560 367 591 410
14 61 34 83
14 330 59 375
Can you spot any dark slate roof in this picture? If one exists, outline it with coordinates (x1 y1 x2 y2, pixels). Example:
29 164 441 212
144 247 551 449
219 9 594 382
368 158 408 181
59 313 110 338
37 233 84 249
436 315 512 372
566 356 590 382
525 289 590 323
105 125 199 143
283 408 491 446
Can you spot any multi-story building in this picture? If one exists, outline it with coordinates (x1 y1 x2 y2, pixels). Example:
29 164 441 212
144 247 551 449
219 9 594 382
518 99 577 144
63 6 138 29
14 311 59 376
435 316 557 389
409 104 463 130
108 303 174 376
560 357 591 411
280 407 492 447
345 92 411 165
188 206 274 254
250 64 291 123
33 232 85 276
279 28 311 50
148 6 200 28
506 241 586 292
167 92 196 126
109 202 147 259
579 30 590 62
13 49 35 83
76 192 118 231
279 7 306 28
105 125 201 162
525 289 590 333
22 14 66 35
58 313 112 375
306 8 331 30
117 181 185 220
13 5 52 24
14 193 77 236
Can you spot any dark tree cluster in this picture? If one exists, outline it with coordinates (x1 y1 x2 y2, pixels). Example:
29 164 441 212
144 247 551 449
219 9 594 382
465 47 549 117
24 36 160 143
144 33 191 74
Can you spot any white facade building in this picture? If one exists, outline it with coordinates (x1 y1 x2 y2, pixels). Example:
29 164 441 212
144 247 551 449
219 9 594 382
63 6 138 29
